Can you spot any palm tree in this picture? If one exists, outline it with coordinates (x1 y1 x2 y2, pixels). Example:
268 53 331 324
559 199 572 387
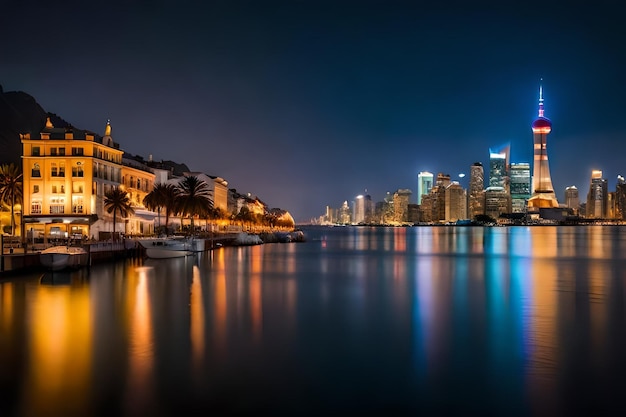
104 187 135 241
0 163 23 237
177 175 213 235
143 183 179 233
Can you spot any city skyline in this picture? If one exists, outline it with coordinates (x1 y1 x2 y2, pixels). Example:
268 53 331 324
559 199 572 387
2 2 626 222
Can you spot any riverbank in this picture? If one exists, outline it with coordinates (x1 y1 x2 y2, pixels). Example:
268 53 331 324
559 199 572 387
1 230 305 275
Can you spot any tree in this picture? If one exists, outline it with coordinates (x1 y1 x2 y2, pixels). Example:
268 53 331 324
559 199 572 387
177 175 213 234
104 187 135 240
143 183 179 233
0 163 23 237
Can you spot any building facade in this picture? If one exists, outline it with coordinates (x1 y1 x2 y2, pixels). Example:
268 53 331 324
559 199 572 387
468 162 485 219
392 189 412 223
417 171 434 205
509 162 531 213
586 170 608 218
564 185 580 215
445 182 467 222
20 119 153 241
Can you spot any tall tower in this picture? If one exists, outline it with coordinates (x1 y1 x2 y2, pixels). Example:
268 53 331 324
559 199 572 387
417 172 434 205
468 162 485 219
528 83 559 208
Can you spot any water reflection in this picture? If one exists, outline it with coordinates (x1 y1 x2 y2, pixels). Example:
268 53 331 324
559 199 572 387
1 226 626 416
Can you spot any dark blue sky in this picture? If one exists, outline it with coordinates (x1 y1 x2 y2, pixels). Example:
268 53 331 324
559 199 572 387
2 1 625 221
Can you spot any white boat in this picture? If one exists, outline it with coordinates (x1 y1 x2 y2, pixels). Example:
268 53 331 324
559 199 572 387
40 246 89 271
138 238 194 259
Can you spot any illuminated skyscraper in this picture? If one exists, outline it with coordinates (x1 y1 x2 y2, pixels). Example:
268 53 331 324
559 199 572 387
510 163 531 213
586 170 607 218
417 171 434 205
468 162 485 219
528 84 559 208
393 189 412 223
616 176 626 219
564 186 579 214
489 149 507 189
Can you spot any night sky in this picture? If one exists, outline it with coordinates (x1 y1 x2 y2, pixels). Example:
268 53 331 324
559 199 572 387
2 1 625 222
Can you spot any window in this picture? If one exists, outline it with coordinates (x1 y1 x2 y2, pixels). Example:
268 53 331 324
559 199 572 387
33 185 39 193
137 178 141 188
59 162 65 177
58 147 65 156
32 146 40 156
50 147 57 156
72 196 84 214
72 163 83 177
31 199 42 214
32 163 41 177
52 185 57 194
71 147 84 156
72 183 84 193
51 163 58 177
50 197 65 214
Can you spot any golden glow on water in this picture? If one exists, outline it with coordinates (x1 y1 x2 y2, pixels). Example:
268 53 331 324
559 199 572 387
394 227 406 252
527 231 558 414
588 226 610 259
124 266 155 416
191 265 205 369
588 262 608 355
23 283 92 416
1 283 13 333
250 245 263 341
214 248 227 355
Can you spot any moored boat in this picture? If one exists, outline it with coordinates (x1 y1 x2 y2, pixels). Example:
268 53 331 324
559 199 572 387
40 246 89 271
138 238 194 259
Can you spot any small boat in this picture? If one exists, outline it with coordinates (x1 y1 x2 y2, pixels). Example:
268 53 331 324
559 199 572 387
40 246 89 271
138 238 194 259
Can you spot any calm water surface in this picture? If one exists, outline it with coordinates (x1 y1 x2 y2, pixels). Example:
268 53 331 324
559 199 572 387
2 226 626 416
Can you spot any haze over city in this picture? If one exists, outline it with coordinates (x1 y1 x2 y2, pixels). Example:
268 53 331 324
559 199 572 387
2 1 625 222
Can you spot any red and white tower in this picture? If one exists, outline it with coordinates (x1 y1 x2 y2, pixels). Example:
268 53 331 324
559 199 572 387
528 83 559 208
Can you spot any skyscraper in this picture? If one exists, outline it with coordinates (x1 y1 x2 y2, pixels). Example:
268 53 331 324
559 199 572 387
445 182 467 221
616 176 626 219
564 186 579 214
417 171 434 205
528 84 559 208
586 170 607 218
510 163 531 213
393 189 412 223
489 149 507 189
468 162 485 219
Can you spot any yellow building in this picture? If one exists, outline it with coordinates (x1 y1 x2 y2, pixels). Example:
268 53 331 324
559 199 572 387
21 119 155 241
121 157 156 236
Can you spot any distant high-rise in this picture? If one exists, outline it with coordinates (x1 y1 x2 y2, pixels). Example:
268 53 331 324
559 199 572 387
616 176 626 219
528 83 559 208
510 163 531 213
445 182 467 221
417 172 434 205
468 162 485 219
586 170 607 218
489 146 509 189
339 201 351 224
393 189 412 223
353 193 373 224
564 186 579 214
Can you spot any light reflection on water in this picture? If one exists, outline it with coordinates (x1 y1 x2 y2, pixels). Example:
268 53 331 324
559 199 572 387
1 226 626 416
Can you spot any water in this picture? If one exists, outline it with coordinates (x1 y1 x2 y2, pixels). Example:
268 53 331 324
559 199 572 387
2 226 626 416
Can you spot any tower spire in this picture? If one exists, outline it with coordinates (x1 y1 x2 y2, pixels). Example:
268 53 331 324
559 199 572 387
104 119 111 136
538 79 545 118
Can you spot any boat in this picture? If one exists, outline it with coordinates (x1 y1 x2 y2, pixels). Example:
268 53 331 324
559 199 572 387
40 246 89 271
138 238 194 259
